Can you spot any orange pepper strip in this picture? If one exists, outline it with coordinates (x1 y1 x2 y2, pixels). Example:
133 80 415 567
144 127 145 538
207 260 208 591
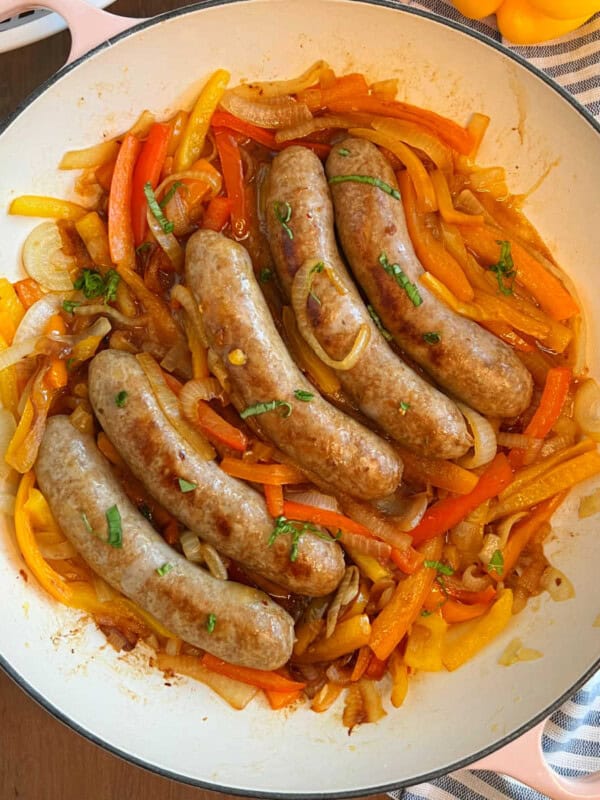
97 432 124 466
480 320 535 353
327 97 474 155
108 133 141 270
369 536 443 661
202 195 232 232
492 492 566 581
221 459 304 485
130 122 171 246
409 454 513 545
213 128 247 240
457 225 579 321
14 279 44 309
265 688 303 710
398 171 474 302
443 582 497 606
201 653 306 693
298 73 370 112
193 403 248 452
390 546 425 575
43 315 68 390
441 599 494 623
364 653 387 680
264 484 284 518
397 447 479 494
282 501 373 536
350 645 372 681
510 366 572 469
430 169 484 225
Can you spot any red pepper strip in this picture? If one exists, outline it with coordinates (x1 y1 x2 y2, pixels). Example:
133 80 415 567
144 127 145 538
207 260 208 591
195 403 248 452
108 133 142 270
214 128 248 240
201 653 306 693
211 111 331 158
509 367 572 469
202 195 232 231
130 122 171 246
409 454 513 545
327 97 474 155
264 484 284 518
297 73 370 112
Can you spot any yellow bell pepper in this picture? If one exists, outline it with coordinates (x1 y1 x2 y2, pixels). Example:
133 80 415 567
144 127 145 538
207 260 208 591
0 334 19 414
75 212 112 267
405 610 449 672
9 195 88 221
294 614 371 663
174 69 230 172
452 0 597 43
388 650 410 708
0 279 25 344
443 589 513 671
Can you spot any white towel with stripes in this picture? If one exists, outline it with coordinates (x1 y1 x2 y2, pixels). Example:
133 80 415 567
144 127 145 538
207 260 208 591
385 2 600 797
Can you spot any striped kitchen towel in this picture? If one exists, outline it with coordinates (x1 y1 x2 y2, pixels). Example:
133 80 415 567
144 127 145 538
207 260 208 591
396 0 600 119
386 3 600 797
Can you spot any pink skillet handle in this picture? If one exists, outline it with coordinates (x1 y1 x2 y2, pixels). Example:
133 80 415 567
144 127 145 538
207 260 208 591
0 0 143 63
467 719 600 800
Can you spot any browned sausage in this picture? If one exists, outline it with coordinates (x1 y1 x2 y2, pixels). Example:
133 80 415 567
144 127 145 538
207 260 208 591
88 349 344 597
265 146 471 459
184 229 402 500
35 416 295 670
326 137 533 418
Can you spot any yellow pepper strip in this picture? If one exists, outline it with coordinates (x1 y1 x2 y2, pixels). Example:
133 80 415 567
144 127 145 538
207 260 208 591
496 0 591 44
0 334 19 414
5 398 35 473
174 69 230 172
75 212 112 267
293 619 325 658
59 140 120 170
388 650 410 708
488 450 600 521
430 169 483 226
404 610 449 672
0 279 25 345
498 439 595 502
473 291 550 340
372 117 453 173
24 487 60 532
451 0 504 18
293 614 371 664
369 537 443 661
420 271 488 322
349 552 392 583
442 589 513 671
183 316 209 380
166 110 190 156
397 446 479 494
282 306 341 395
348 127 437 213
125 109 156 139
9 195 88 221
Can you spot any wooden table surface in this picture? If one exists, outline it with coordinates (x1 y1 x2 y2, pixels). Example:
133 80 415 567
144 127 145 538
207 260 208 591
0 2 388 798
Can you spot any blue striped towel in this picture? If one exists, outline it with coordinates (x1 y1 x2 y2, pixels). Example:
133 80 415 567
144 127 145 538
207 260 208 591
386 2 600 797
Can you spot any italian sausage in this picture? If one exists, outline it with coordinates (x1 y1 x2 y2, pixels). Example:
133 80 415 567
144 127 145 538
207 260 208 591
185 229 402 500
88 349 344 597
265 146 471 459
326 137 533 418
36 416 295 670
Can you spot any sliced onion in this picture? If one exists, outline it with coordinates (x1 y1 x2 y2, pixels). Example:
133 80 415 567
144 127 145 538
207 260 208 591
499 637 543 666
164 637 182 656
372 117 452 172
180 531 204 563
326 566 359 638
340 531 391 560
233 61 330 99
92 575 116 603
496 512 527 548
220 91 312 129
0 336 44 373
198 542 228 581
574 379 600 442
171 284 209 347
157 653 258 709
73 304 144 327
0 493 15 515
274 113 373 143
578 488 600 519
457 403 497 469
38 540 78 560
340 496 413 549
291 260 370 370
358 678 387 724
136 352 215 460
160 342 192 379
497 432 543 450
462 564 493 592
478 532 501 565
540 434 573 459
287 490 339 513
180 379 225 425
540 566 575 602
13 294 67 344
21 222 77 291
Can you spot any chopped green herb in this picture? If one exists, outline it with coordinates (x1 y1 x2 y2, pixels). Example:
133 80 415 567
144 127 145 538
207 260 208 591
309 291 322 306
274 200 293 240
114 390 128 408
74 269 105 299
136 241 152 255
379 252 422 307
424 559 454 576
62 300 81 314
337 148 350 157
328 174 401 200
144 181 174 234
310 262 325 274
240 399 293 419
490 240 516 296
423 332 441 345
156 562 174 577
159 180 183 208
178 478 197 493
66 358 76 371
268 515 321 562
81 512 95 536
104 269 120 303
367 305 392 340
488 549 504 576
294 389 314 402
105 505 123 548
399 401 410 415
259 268 273 284
420 609 433 617
206 613 217 633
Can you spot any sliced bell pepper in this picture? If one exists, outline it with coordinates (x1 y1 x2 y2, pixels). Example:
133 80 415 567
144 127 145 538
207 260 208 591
0 333 19 414
108 133 141 271
9 195 88 221
293 614 371 664
442 589 513 671
430 169 484 225
441 599 495 623
496 0 591 44
174 69 230 172
388 650 409 708
192 404 248 452
297 73 370 112
397 446 479 494
213 129 247 240
404 609 448 671
201 653 306 692
14 279 44 310
409 454 513 545
264 484 284 518
75 212 112 268
130 122 171 246
0 278 25 344
202 195 232 232
220 459 303 484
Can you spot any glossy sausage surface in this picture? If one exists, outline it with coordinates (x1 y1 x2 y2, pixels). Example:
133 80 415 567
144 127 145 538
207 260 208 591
326 137 533 418
185 229 402 500
36 416 295 670
88 349 345 597
266 146 471 459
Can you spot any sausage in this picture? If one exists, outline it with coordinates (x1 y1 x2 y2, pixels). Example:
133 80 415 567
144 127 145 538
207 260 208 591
326 137 533 418
185 229 402 500
265 146 471 459
35 416 295 670
88 349 344 597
